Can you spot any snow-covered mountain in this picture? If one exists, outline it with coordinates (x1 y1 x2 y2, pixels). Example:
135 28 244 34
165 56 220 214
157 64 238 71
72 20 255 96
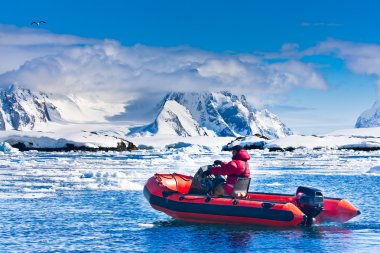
136 100 215 137
0 85 137 150
0 85 61 130
356 99 380 128
131 91 293 138
0 85 124 130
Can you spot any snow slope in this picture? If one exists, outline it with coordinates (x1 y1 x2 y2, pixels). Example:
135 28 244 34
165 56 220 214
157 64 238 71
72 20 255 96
0 85 126 129
0 122 136 151
131 100 214 137
229 127 380 151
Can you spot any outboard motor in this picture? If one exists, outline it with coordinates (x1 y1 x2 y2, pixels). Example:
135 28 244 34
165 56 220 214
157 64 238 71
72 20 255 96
295 186 324 225
188 166 213 194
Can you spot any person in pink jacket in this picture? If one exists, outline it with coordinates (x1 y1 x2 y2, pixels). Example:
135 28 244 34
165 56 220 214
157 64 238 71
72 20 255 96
206 145 251 196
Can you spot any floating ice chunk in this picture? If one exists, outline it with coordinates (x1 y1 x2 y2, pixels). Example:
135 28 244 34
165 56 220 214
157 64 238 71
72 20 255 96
119 180 144 191
138 144 154 150
23 187 56 193
80 170 143 190
86 179 143 191
166 143 216 154
0 142 18 153
367 166 380 174
80 171 94 178
166 142 192 149
138 223 155 228
266 182 283 186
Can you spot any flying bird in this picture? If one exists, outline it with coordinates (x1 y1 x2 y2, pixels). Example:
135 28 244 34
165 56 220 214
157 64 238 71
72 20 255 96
31 21 47 26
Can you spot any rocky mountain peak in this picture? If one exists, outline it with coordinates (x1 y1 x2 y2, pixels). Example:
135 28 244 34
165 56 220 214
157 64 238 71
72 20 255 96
132 91 292 138
356 99 380 128
0 85 61 130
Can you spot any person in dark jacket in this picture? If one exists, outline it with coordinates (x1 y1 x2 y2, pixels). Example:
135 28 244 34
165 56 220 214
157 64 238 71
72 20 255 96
206 145 250 196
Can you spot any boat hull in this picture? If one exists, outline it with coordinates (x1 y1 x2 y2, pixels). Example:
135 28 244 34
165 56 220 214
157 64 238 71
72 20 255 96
144 173 360 226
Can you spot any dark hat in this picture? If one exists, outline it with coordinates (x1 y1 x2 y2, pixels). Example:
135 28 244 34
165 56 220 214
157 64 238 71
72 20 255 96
232 145 243 152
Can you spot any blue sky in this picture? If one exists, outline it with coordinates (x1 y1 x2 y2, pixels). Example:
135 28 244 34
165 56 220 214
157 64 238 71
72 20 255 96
3 1 379 50
0 0 379 134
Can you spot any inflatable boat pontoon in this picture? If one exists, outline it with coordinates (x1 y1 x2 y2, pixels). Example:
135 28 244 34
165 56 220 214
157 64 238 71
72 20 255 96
144 167 360 226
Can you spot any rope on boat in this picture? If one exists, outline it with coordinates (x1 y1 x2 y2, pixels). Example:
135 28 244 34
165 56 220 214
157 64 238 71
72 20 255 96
155 173 193 193
155 173 179 193
173 173 192 181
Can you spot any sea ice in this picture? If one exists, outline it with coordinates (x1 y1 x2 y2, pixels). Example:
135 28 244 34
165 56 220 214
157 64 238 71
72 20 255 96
367 166 380 174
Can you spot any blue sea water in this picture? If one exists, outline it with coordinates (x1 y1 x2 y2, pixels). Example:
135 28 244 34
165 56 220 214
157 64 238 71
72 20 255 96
0 150 379 252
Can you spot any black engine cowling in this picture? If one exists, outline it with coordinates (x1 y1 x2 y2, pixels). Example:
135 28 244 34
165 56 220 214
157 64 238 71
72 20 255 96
188 166 212 194
295 186 324 225
188 166 226 195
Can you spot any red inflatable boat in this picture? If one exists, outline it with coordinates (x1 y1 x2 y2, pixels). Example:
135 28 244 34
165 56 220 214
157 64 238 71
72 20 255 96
144 167 360 226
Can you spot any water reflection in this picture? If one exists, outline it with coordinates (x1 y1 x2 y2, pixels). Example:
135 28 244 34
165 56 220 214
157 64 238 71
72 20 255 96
143 220 357 252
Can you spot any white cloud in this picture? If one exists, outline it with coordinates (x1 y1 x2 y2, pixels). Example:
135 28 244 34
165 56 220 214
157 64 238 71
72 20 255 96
0 25 329 121
0 24 97 46
260 39 380 98
0 24 98 74
268 61 328 90
309 39 380 96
